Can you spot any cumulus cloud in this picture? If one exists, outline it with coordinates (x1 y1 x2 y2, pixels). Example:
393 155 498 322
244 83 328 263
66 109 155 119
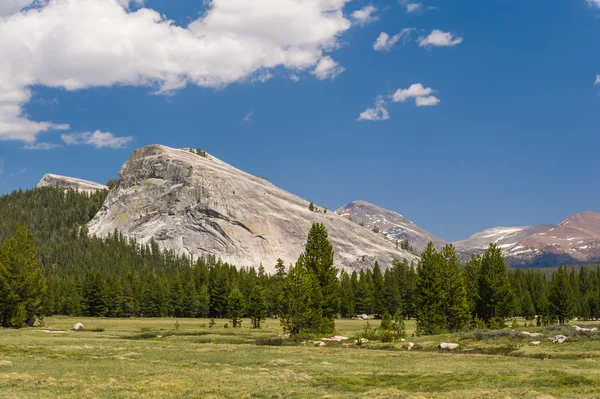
595 75 600 85
311 56 345 80
23 142 60 150
392 83 440 106
61 131 133 149
0 0 36 17
587 0 600 7
418 29 463 47
373 29 413 51
0 0 351 144
351 5 377 26
357 96 389 121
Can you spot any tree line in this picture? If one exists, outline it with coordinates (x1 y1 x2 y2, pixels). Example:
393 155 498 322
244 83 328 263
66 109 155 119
0 187 594 333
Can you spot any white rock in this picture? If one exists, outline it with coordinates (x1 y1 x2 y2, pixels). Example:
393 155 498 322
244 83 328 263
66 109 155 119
572 325 598 332
87 145 420 272
551 335 568 344
438 342 460 350
359 314 369 320
405 342 414 351
529 341 541 346
321 336 349 342
38 174 107 194
73 323 85 331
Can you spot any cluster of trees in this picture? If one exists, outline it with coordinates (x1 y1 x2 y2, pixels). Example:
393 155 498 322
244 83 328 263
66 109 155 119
0 186 596 334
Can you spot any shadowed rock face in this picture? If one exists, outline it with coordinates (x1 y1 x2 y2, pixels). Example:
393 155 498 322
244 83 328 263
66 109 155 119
37 173 107 194
336 200 445 253
87 145 419 272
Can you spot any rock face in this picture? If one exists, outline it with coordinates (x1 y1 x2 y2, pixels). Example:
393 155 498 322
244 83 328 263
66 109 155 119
336 200 445 253
453 225 552 261
505 212 600 267
88 145 418 272
38 174 107 194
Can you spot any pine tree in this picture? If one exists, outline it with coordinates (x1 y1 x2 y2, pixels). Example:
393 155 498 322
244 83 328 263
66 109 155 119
226 287 245 328
463 255 481 317
0 225 46 327
371 261 385 315
279 261 321 336
549 266 576 325
247 284 267 328
521 290 536 320
339 270 355 318
439 244 470 332
477 244 515 326
300 223 339 334
415 242 445 335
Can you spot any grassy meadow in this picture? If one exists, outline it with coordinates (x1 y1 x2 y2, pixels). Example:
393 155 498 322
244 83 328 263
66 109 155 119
1 317 600 398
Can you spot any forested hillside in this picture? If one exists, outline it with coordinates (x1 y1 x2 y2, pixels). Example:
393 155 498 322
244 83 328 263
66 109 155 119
0 187 599 331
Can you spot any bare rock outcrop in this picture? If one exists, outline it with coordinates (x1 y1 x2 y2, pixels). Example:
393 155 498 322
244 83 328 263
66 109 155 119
38 174 107 194
88 145 419 272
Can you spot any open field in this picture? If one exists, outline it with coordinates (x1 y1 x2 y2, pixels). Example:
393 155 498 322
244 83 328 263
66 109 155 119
2 318 600 398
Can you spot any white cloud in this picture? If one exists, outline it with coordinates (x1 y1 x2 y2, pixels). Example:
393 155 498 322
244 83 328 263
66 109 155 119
587 0 600 7
351 5 377 26
0 0 35 17
61 131 133 149
418 29 463 47
290 74 300 82
311 56 345 80
392 83 440 106
0 0 351 144
23 142 60 150
406 3 422 13
357 96 389 121
373 29 413 51
595 75 600 85
242 111 254 124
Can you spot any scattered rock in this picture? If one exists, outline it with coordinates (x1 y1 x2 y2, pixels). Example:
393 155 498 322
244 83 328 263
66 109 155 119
73 323 85 331
0 360 13 366
551 335 568 344
405 342 414 351
520 331 543 337
438 343 460 350
318 341 327 347
529 341 541 346
359 314 369 320
321 335 349 342
342 343 352 348
572 325 598 332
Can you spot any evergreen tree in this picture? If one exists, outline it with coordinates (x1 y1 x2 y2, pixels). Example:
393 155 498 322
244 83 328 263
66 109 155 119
247 284 267 328
279 261 321 335
371 261 385 315
339 270 355 318
477 244 515 326
226 287 245 328
300 223 339 334
415 242 445 335
548 266 576 325
439 244 470 332
521 290 536 320
0 225 46 327
463 255 481 317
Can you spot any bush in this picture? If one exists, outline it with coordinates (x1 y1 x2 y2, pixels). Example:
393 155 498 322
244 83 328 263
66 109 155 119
254 337 288 346
380 312 392 330
378 329 395 343
361 322 378 340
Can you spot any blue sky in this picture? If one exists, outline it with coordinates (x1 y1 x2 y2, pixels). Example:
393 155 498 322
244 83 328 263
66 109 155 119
0 0 599 241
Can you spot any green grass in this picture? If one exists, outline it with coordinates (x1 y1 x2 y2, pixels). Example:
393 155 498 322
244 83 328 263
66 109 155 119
1 317 600 398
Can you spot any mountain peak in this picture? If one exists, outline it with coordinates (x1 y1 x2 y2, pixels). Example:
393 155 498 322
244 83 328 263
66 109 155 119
88 145 419 271
37 173 107 194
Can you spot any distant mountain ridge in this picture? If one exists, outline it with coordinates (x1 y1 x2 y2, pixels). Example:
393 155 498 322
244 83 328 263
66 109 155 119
337 200 600 267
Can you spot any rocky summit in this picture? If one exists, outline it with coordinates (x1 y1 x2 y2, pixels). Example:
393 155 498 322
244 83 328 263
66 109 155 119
87 145 418 272
37 173 107 194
